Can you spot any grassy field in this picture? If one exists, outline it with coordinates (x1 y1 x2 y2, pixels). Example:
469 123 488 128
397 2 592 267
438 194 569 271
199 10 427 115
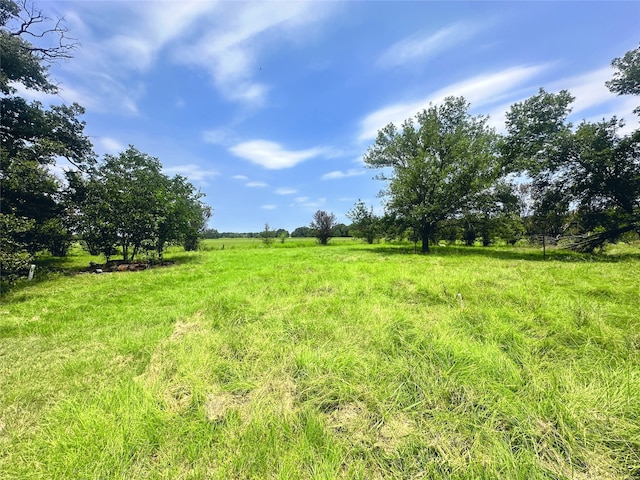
1 240 639 479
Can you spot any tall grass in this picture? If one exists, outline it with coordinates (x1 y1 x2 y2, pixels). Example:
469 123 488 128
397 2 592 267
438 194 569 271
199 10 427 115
1 242 638 478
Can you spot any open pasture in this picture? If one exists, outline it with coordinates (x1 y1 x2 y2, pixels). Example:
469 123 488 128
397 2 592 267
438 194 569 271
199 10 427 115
1 242 639 479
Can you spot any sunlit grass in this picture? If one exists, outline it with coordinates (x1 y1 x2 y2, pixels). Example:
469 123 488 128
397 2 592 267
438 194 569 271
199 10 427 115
1 242 638 478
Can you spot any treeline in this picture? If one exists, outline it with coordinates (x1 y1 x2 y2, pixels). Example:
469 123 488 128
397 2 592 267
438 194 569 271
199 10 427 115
0 2 210 286
355 45 640 254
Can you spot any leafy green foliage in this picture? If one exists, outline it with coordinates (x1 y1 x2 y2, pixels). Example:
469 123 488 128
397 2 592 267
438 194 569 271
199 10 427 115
347 199 380 244
364 96 500 252
606 43 640 113
0 1 92 286
74 147 210 261
0 213 34 288
310 210 336 245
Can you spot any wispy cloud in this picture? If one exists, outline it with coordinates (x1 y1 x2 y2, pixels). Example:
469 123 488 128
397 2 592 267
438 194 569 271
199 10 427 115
550 67 618 117
357 64 548 141
275 188 298 195
97 137 124 154
233 175 249 181
293 197 326 210
246 181 269 188
230 140 324 169
203 127 238 146
260 204 277 210
321 169 365 180
377 21 489 69
163 164 219 185
54 2 334 113
483 66 639 134
173 2 335 105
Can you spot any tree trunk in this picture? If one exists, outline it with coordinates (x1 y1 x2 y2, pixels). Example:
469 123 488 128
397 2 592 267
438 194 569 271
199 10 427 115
420 225 430 253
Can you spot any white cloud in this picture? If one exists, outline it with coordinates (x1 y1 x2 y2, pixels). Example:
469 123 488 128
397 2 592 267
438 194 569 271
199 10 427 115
98 137 124 154
293 196 326 209
357 64 548 141
106 2 218 72
551 67 620 117
54 1 335 112
246 181 269 188
229 140 324 169
163 164 219 184
377 21 488 68
483 66 640 134
275 188 298 195
233 175 249 180
321 169 366 180
203 127 238 146
260 204 277 210
174 2 335 105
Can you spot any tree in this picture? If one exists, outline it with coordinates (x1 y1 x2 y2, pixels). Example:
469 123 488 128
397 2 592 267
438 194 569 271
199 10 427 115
291 226 313 237
1 0 92 286
459 181 524 246
606 44 640 114
347 200 380 244
160 175 210 253
260 223 274 245
501 88 575 258
364 96 500 252
310 210 336 245
331 223 350 237
564 118 640 251
75 146 211 261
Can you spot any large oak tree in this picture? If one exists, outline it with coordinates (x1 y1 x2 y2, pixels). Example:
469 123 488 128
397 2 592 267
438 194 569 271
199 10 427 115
364 96 500 252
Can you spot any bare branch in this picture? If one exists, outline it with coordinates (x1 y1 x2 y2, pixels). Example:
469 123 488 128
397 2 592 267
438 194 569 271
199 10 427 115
7 0 78 62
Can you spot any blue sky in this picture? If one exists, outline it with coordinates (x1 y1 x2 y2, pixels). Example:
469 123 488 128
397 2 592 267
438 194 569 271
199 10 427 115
30 1 639 232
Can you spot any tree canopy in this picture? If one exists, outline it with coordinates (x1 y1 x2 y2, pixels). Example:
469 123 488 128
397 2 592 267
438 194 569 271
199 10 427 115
364 96 500 252
606 43 640 113
73 146 210 262
0 0 93 285
310 210 337 245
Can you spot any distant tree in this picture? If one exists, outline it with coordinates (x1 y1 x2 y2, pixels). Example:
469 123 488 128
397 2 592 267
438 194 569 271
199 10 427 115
331 223 350 237
261 223 274 245
606 43 640 113
201 228 220 239
275 228 289 238
347 200 380 244
310 210 337 245
291 226 313 237
364 96 500 252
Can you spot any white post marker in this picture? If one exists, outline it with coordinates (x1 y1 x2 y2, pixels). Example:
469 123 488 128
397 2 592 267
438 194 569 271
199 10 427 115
28 264 36 281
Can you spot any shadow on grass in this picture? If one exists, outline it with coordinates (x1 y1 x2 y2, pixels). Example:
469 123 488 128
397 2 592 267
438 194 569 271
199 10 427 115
352 244 640 263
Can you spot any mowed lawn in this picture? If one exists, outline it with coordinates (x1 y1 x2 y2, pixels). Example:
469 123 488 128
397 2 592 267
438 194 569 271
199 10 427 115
1 241 639 479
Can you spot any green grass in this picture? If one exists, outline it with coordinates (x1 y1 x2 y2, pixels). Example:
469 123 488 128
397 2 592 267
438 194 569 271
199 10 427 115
1 242 639 479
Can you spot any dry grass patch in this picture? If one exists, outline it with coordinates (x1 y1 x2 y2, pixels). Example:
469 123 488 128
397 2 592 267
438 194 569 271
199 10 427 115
205 377 298 423
204 390 249 423
375 414 416 454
